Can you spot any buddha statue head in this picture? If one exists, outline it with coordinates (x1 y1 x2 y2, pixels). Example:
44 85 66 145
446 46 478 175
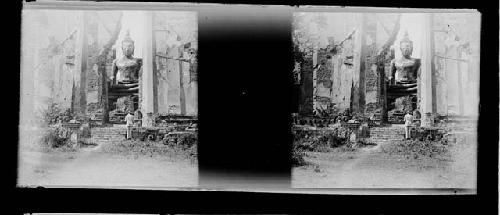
121 30 135 58
399 30 413 59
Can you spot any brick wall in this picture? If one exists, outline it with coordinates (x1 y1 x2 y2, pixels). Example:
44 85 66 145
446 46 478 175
154 12 198 116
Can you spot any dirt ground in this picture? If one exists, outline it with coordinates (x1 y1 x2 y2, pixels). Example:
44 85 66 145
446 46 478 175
17 138 198 188
292 132 476 189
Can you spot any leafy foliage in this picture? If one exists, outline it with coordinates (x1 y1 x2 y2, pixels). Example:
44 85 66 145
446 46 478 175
293 127 353 152
40 126 70 148
39 103 74 126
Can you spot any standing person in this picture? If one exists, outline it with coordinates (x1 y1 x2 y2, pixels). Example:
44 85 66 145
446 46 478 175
125 111 134 140
404 111 413 140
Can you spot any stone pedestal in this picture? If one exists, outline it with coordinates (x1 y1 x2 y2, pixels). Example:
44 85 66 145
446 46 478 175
394 95 415 113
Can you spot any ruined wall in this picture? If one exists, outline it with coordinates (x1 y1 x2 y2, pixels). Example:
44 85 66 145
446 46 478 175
154 11 198 116
294 13 362 114
293 13 405 116
330 33 358 111
21 10 123 122
310 13 402 115
83 13 101 112
362 13 401 114
314 48 333 110
433 13 480 117
50 45 77 112
86 12 123 116
23 10 82 116
362 14 380 112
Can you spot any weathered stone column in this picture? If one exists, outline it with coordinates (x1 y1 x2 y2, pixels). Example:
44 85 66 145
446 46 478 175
312 46 318 113
351 13 365 113
141 11 155 122
72 11 87 115
456 47 465 115
420 14 436 127
357 14 371 114
79 12 89 116
179 46 187 115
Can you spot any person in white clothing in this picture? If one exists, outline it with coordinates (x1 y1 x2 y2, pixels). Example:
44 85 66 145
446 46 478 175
125 111 134 140
404 111 413 140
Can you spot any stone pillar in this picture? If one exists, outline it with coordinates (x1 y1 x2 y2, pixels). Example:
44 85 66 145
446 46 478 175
141 11 155 122
420 14 436 127
456 47 464 115
152 16 159 114
379 62 388 123
79 12 89 116
312 46 318 113
357 14 371 114
179 47 187 115
351 14 364 113
73 11 86 115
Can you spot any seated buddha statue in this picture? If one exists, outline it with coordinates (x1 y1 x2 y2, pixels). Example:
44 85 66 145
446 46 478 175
110 30 142 94
388 31 420 94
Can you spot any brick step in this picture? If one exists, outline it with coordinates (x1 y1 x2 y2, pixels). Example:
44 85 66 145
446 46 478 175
91 132 125 135
370 138 404 141
91 134 123 136
370 132 405 135
370 133 405 136
92 128 127 130
92 131 125 133
370 135 404 138
371 128 406 130
90 139 126 143
369 139 402 142
370 130 405 133
92 130 125 133
91 140 126 143
91 136 125 139
92 132 125 134
370 140 404 142
92 134 125 137
369 135 404 140
370 139 401 142
92 138 125 140
91 138 125 141
370 134 404 137
91 135 125 138
371 131 405 133
91 135 125 140
370 129 405 132
92 129 125 132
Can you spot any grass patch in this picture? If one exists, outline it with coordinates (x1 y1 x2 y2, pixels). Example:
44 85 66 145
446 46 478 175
380 139 450 162
100 139 197 162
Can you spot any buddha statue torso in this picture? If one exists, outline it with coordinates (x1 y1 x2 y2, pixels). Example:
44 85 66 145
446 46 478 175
111 30 142 86
392 57 420 84
114 57 142 84
390 31 420 85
